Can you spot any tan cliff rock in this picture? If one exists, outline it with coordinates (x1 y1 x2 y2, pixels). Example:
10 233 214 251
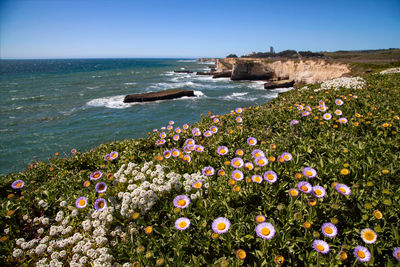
216 58 350 84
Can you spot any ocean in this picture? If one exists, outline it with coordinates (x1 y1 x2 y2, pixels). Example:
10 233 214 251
0 58 291 175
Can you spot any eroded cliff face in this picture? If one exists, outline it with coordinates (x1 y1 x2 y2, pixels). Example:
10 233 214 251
217 58 350 84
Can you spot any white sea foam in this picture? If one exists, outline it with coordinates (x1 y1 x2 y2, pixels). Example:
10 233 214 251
247 81 266 90
177 60 197 62
15 106 23 110
221 92 256 101
161 71 175 76
86 86 99 90
123 82 136 85
86 91 206 109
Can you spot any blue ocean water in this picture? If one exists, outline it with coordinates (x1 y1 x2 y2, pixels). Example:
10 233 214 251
0 58 291 174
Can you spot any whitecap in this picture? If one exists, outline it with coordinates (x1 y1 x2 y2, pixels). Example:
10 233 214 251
86 95 133 109
123 82 136 85
247 81 266 90
15 106 23 110
177 59 197 62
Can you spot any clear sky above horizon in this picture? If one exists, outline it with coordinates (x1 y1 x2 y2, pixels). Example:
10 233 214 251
1 0 399 59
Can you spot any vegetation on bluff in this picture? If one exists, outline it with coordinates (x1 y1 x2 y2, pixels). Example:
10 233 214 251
0 73 399 266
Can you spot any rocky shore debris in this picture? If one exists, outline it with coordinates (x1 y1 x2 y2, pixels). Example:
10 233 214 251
264 80 295 90
212 71 232 78
173 70 193 74
124 89 195 103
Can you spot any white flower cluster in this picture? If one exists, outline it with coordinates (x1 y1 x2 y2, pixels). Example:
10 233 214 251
114 161 209 216
318 77 365 91
379 67 400 74
182 172 209 200
13 206 115 267
115 162 181 216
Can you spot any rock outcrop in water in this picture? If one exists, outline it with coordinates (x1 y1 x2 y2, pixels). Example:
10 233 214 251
264 80 295 90
124 89 195 103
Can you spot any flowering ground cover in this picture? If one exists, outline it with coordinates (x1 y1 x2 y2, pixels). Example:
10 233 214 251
0 73 399 266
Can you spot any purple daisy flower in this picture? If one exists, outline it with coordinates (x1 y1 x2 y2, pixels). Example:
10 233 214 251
175 217 190 231
192 180 202 189
110 151 119 160
71 148 77 154
251 149 265 158
94 198 107 211
173 195 190 209
104 154 111 161
211 217 231 234
184 138 195 146
194 145 204 152
231 170 244 181
321 223 338 238
75 196 88 209
156 139 166 146
202 166 215 176
163 150 172 159
354 246 371 262
251 175 263 184
247 137 257 146
302 111 311 117
231 157 244 168
290 120 299 125
263 171 278 184
182 154 191 163
339 117 348 124
302 167 317 178
313 240 330 254
160 132 167 138
173 135 180 141
254 156 268 166
335 183 351 196
217 146 228 156
312 186 326 198
210 126 218 133
90 171 102 181
281 152 292 161
171 149 180 157
11 180 24 189
256 222 276 239
95 182 107 193
393 247 400 261
297 181 312 193
203 130 213 138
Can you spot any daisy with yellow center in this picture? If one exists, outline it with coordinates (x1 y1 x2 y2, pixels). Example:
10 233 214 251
263 170 277 184
274 255 285 265
231 170 244 181
75 196 88 209
373 210 383 219
354 246 371 262
255 156 268 166
235 149 244 156
236 249 246 260
145 226 153 234
288 188 299 197
252 175 263 184
335 183 351 196
211 217 230 234
313 240 330 254
360 228 377 244
244 162 254 170
255 215 266 223
321 222 337 238
192 180 202 189
340 168 349 175
174 217 190 231
256 222 276 239
231 157 244 168
173 195 190 209
218 169 226 176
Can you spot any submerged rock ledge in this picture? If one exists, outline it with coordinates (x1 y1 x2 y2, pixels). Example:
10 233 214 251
124 89 195 103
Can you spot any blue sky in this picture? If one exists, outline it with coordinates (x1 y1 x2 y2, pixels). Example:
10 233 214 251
1 0 399 59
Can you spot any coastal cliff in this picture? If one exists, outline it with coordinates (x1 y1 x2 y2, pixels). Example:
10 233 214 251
216 58 350 84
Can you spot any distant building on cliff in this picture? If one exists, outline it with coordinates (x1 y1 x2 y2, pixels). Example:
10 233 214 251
270 46 275 54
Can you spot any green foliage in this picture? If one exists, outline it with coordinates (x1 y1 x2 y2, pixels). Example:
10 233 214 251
0 73 399 266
